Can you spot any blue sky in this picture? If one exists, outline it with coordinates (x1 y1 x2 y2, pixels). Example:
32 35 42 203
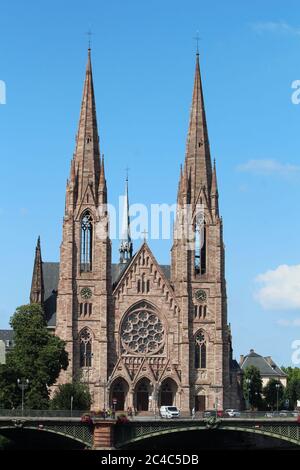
1 0 300 366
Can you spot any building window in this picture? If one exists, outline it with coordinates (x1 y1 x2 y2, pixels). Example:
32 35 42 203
79 303 92 317
195 330 207 369
195 219 206 275
79 328 92 367
194 305 206 319
80 211 93 272
120 302 165 355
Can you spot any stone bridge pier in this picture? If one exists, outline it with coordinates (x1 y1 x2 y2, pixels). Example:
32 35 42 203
93 420 115 449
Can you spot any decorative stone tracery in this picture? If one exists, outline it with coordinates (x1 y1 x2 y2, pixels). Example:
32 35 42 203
120 303 165 355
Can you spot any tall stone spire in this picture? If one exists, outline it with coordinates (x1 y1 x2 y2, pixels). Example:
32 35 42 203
72 48 101 201
119 174 133 265
56 48 112 405
30 236 44 304
184 52 212 206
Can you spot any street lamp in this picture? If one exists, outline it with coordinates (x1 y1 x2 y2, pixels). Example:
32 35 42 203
245 378 251 411
70 395 74 417
275 383 281 413
215 397 219 419
17 378 29 416
99 376 112 415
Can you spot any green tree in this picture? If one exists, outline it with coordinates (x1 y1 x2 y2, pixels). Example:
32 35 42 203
0 364 19 408
0 304 68 409
282 367 300 409
50 382 91 411
281 367 300 382
263 379 284 410
285 379 300 409
243 366 263 410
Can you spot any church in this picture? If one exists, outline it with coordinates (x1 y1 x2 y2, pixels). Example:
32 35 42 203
29 48 242 414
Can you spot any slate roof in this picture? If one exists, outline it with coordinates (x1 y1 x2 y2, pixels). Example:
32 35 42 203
43 261 171 328
231 359 241 371
240 350 286 377
0 330 14 351
0 330 14 342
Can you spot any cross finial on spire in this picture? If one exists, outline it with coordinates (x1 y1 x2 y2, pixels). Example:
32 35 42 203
125 166 130 182
86 29 93 49
193 31 201 55
141 229 148 241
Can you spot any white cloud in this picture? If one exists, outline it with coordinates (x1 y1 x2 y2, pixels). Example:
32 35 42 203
237 159 300 177
252 21 300 37
255 264 300 310
277 318 300 327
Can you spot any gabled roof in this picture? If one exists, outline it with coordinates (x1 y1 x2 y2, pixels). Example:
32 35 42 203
42 257 172 328
240 349 287 377
113 242 172 294
231 359 241 371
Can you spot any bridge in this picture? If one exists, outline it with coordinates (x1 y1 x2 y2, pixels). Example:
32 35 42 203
0 411 300 449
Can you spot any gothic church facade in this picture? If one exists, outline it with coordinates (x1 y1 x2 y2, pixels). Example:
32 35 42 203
30 49 241 413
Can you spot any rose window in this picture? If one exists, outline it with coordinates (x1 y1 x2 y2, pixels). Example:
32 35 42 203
121 305 165 355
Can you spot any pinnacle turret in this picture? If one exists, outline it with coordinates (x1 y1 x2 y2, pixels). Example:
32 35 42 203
30 236 44 304
119 175 133 265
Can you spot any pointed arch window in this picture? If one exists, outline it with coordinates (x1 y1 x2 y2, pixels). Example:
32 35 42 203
195 330 207 369
195 217 206 275
81 211 93 272
79 328 93 367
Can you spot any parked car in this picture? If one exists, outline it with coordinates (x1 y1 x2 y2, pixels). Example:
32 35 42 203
203 409 224 418
224 409 241 418
279 410 290 417
160 406 180 419
272 410 294 418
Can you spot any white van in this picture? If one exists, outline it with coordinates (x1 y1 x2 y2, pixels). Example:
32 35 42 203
160 406 180 418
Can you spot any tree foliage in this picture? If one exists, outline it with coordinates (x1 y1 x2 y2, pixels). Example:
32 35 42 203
50 382 91 411
263 379 284 410
243 366 263 410
0 304 68 409
282 367 300 409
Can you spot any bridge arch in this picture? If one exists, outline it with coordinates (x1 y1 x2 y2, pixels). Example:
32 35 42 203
115 423 300 449
0 423 93 449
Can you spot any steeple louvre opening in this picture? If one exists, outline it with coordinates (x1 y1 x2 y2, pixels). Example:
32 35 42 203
80 210 93 272
195 219 206 275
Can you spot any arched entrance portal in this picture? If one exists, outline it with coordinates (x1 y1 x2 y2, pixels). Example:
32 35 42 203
135 378 151 412
159 378 178 406
110 378 129 411
194 387 206 412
